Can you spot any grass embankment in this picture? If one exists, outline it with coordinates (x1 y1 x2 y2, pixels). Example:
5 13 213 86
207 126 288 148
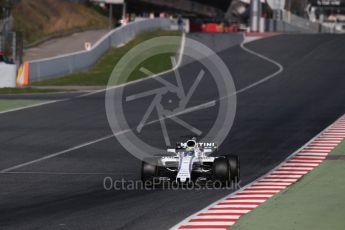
0 100 48 112
32 30 182 86
12 0 108 45
231 140 345 230
0 87 63 94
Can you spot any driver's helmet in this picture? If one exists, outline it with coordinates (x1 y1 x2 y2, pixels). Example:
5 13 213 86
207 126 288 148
184 146 194 157
186 146 194 152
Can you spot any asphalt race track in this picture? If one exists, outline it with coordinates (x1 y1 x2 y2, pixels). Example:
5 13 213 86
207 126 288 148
1 33 345 230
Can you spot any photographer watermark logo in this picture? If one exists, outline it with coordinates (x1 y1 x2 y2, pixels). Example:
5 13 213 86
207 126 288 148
105 35 237 161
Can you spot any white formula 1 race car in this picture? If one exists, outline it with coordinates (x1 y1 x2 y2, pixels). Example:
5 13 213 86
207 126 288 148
141 138 240 184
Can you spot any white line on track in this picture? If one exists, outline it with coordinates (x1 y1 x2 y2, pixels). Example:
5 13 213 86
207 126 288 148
0 134 115 173
0 101 217 172
0 102 218 172
235 38 283 95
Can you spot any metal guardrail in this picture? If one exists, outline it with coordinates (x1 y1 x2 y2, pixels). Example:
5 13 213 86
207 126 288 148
28 18 172 82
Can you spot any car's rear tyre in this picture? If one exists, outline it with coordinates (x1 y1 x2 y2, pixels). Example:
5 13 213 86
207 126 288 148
227 155 240 182
141 158 158 183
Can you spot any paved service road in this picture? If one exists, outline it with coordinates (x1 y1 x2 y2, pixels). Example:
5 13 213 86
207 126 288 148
24 29 110 61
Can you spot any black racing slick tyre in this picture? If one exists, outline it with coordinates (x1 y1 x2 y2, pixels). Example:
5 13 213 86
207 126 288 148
227 155 240 182
141 158 158 182
213 158 231 185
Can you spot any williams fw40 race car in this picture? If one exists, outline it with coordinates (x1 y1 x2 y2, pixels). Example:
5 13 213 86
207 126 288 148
141 138 240 184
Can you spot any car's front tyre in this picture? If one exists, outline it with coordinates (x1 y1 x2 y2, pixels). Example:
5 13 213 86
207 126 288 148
141 158 158 183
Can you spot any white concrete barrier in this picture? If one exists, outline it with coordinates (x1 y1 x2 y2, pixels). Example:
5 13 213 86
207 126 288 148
0 63 16 87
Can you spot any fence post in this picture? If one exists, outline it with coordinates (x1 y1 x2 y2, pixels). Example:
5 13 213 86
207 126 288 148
12 32 16 61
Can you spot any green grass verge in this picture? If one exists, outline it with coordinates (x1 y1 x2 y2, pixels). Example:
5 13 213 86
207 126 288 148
0 100 48 112
231 140 345 230
0 87 63 94
32 30 182 86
